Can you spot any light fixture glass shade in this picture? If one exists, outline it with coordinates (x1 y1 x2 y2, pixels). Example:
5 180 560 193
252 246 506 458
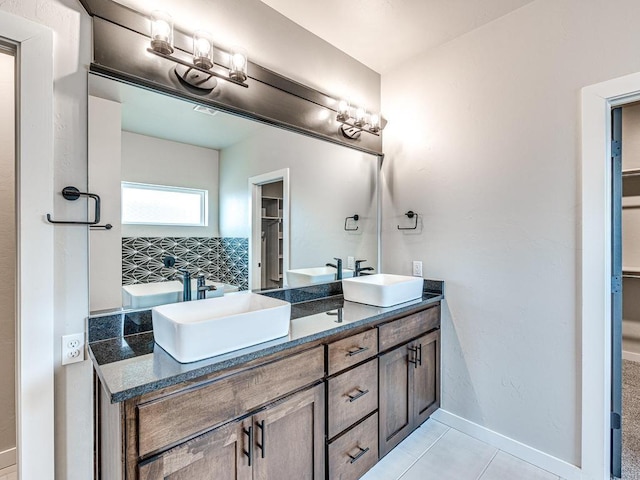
369 113 381 133
354 106 367 128
193 30 214 69
229 46 248 82
150 11 174 55
337 99 350 122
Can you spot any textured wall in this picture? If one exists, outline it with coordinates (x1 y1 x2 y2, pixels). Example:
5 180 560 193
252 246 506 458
381 0 640 466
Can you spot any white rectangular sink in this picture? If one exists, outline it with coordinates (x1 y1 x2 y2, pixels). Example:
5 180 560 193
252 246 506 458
152 292 291 363
122 279 226 309
286 266 354 287
342 274 423 307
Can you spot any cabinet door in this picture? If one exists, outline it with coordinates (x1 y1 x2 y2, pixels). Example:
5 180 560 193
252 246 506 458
252 383 325 480
138 418 252 480
379 344 412 458
412 330 440 428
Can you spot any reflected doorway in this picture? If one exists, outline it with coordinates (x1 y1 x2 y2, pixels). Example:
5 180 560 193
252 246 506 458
249 169 290 290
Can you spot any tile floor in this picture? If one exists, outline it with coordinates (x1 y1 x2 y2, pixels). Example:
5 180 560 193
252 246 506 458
361 419 565 480
0 464 16 480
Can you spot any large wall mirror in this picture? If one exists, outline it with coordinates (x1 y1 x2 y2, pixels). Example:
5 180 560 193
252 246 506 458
88 73 380 313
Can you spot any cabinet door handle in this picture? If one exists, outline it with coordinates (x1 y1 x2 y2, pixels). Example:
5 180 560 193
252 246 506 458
243 425 253 466
347 388 370 402
347 346 369 357
417 343 422 366
256 420 266 458
408 345 419 368
348 446 370 464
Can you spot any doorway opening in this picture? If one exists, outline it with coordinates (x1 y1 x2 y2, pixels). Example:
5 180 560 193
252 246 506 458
0 43 16 477
249 169 289 290
613 101 640 479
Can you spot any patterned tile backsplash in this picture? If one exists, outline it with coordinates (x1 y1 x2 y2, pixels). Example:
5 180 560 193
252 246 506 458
122 237 249 290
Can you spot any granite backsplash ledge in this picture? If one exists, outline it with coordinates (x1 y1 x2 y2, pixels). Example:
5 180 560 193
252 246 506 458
87 278 444 344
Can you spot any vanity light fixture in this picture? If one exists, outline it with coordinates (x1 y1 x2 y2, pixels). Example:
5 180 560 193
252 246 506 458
336 100 384 139
146 12 249 90
150 11 174 55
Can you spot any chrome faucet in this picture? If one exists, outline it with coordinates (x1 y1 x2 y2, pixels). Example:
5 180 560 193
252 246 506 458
174 270 192 302
325 257 343 280
196 275 217 300
355 259 375 277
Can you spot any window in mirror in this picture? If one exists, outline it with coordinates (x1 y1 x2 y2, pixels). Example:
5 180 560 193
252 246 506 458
121 181 208 226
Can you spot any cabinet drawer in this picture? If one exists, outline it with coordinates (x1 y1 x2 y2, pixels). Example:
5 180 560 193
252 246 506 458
327 329 378 375
328 359 378 438
328 413 378 480
137 346 323 458
378 305 440 351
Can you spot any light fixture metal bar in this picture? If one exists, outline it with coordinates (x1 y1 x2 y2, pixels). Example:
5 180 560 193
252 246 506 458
146 48 249 88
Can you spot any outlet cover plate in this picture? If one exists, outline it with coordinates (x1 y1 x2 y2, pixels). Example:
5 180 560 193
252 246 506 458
62 333 85 366
412 260 423 277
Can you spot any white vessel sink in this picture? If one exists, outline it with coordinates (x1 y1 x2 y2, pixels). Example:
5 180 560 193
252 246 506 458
122 279 225 309
342 274 423 307
286 266 354 287
152 292 291 363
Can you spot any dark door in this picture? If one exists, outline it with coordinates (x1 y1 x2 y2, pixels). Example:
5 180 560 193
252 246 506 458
379 344 412 457
611 106 623 479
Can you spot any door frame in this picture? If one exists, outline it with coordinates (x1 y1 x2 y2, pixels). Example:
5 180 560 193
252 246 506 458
248 169 290 290
0 10 55 479
581 72 640 479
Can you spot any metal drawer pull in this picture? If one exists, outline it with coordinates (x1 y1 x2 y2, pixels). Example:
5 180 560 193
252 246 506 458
417 343 422 366
348 446 370 464
347 346 369 357
256 420 266 458
347 388 369 402
243 426 253 466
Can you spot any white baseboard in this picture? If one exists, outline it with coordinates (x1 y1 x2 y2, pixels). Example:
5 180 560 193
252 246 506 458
0 447 16 470
431 409 582 480
623 350 640 363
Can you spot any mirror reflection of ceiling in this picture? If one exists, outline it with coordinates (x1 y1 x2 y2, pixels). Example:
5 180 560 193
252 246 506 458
89 75 266 150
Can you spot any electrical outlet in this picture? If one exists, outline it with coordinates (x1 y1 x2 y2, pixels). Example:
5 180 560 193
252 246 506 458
347 256 355 270
412 260 423 277
62 333 85 366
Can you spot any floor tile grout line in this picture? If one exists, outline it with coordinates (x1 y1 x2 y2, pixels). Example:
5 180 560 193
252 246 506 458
473 449 499 480
396 425 451 480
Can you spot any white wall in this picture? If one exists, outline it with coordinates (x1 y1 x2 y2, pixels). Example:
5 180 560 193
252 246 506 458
0 2 93 480
381 0 640 467
121 131 220 237
0 49 15 463
219 126 378 271
89 96 122 313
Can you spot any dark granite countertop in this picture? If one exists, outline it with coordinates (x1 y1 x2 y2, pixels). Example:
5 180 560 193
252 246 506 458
88 282 443 403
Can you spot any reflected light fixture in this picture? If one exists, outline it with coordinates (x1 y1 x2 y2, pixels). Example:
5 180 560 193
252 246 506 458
146 12 249 91
335 99 384 139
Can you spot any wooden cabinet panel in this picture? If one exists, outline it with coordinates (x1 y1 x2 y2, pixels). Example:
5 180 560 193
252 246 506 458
327 359 378 439
327 329 378 375
138 417 252 480
378 345 412 457
253 384 325 480
378 305 440 352
328 413 378 480
412 331 440 426
137 346 323 458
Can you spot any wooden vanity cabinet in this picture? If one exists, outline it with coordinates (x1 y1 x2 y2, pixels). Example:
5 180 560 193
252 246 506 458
378 306 441 457
138 384 325 480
